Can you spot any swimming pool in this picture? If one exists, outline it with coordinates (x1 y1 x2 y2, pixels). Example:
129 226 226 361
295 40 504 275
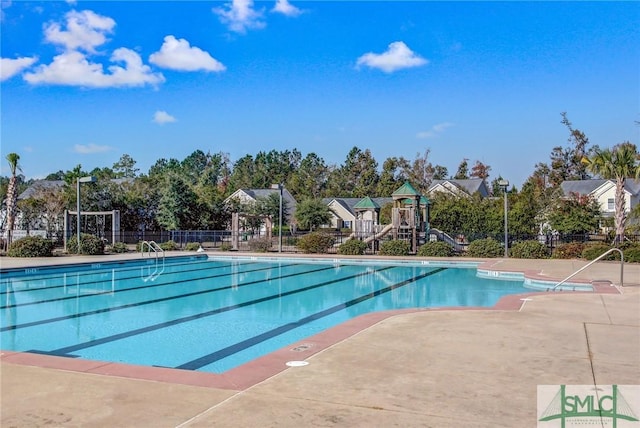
1 255 533 373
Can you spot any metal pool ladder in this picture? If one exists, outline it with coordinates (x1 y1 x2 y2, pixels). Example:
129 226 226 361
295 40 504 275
141 240 165 281
550 248 624 291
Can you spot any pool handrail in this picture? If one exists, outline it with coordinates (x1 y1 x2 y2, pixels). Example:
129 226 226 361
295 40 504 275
550 248 624 291
141 240 164 258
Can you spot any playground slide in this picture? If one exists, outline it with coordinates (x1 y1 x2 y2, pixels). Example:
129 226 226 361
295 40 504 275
363 224 393 244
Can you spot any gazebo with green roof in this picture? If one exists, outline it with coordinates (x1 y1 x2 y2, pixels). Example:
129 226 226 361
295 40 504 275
353 196 381 235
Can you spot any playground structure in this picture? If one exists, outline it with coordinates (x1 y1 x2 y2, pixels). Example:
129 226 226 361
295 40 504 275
352 182 429 253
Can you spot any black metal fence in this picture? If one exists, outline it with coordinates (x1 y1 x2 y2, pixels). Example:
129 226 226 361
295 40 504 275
9 227 639 255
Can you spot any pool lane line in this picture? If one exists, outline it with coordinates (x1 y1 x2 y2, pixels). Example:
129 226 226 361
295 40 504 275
30 266 401 357
0 261 300 309
1 264 336 332
176 267 447 370
0 258 266 297
0 257 218 291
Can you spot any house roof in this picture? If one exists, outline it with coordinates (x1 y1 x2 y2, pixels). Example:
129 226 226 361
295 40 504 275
428 178 488 197
323 197 393 217
18 178 136 201
561 179 640 196
17 180 65 200
224 188 298 214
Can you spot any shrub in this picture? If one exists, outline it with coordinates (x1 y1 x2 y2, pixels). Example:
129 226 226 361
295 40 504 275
552 242 586 259
510 240 549 259
159 240 178 251
623 246 640 263
378 240 411 256
417 241 454 257
466 238 503 258
7 236 55 257
67 233 105 255
296 232 335 254
248 237 272 252
338 239 368 255
184 242 202 251
108 242 129 253
581 243 618 261
219 243 233 251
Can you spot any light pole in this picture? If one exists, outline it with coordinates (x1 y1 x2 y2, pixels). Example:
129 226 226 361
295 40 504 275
77 176 96 254
271 183 283 252
498 179 509 258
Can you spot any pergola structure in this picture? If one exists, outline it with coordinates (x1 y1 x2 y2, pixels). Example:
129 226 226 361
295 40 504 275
63 209 121 251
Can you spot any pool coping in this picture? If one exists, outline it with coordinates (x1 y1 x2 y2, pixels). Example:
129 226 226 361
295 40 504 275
0 253 621 391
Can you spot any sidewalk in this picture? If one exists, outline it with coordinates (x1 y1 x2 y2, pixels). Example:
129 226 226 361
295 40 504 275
1 254 639 427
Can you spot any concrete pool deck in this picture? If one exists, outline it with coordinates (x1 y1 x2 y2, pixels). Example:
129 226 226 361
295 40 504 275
1 253 639 427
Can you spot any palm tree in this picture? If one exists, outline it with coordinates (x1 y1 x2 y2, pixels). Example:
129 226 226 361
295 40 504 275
582 142 640 243
5 153 22 247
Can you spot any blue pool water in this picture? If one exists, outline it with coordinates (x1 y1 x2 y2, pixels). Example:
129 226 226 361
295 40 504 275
0 256 532 373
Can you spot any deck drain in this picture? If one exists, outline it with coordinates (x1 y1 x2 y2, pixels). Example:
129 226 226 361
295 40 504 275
286 361 309 367
291 344 312 352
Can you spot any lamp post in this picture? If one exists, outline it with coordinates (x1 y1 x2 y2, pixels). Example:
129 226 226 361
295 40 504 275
498 179 509 258
271 183 283 253
77 176 96 254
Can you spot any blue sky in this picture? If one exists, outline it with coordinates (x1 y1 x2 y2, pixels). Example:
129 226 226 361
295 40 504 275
1 1 638 188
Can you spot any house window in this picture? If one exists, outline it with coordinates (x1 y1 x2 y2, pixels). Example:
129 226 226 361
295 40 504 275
607 198 614 211
344 221 352 229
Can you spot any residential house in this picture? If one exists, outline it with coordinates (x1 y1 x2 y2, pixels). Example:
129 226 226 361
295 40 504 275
560 179 640 220
322 197 393 229
224 187 297 223
427 178 491 198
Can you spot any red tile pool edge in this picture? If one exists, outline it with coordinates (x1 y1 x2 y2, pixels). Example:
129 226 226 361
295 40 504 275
0 286 618 391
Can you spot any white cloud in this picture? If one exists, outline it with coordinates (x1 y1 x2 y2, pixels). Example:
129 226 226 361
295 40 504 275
272 0 302 17
44 9 115 53
213 0 265 34
153 110 177 124
74 143 112 154
356 41 428 73
149 36 226 72
417 122 454 139
24 9 164 88
24 49 164 87
1 56 38 81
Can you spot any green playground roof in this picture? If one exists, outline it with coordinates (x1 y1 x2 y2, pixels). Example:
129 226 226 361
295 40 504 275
392 181 421 197
353 196 380 210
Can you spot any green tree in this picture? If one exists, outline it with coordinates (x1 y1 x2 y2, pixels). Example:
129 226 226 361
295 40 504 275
295 198 332 231
581 142 640 242
453 158 469 179
548 192 601 235
256 192 290 229
432 165 448 180
112 154 139 178
545 112 594 186
401 150 433 194
326 147 379 197
377 157 408 196
227 155 255 191
5 153 21 246
156 175 201 230
288 153 328 199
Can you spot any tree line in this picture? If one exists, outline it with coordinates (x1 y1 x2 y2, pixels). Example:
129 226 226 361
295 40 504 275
2 113 639 244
